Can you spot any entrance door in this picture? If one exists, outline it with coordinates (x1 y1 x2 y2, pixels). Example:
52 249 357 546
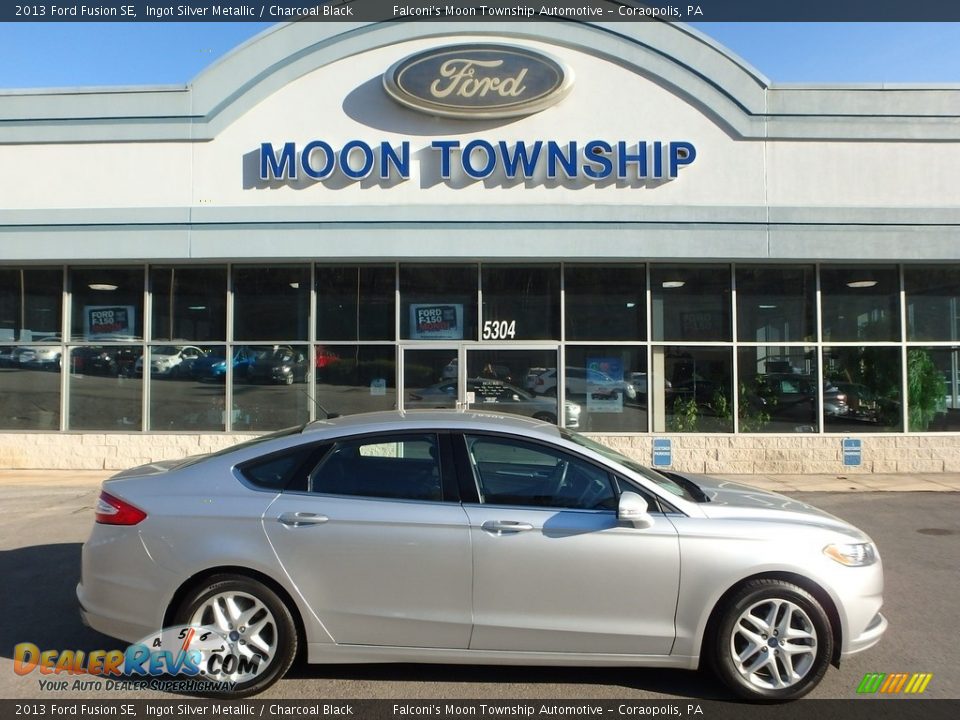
402 346 463 410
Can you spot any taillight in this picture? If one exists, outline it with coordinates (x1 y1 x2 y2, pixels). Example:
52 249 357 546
95 491 147 526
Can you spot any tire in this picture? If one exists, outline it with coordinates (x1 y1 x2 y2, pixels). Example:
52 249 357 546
173 574 298 698
711 579 833 701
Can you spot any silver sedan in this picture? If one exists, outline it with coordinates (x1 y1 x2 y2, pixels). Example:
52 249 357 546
78 410 886 700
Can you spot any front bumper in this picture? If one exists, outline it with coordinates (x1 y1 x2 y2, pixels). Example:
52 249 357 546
842 611 888 659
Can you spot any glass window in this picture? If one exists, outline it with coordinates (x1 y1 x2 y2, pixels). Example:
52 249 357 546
317 265 395 341
233 266 310 341
823 347 903 432
481 265 560 341
68 346 142 430
310 434 442 501
239 445 321 491
651 265 731 341
233 344 310 431
146 344 224 431
908 347 960 432
0 350 60 430
820 266 900 342
652 346 733 433
150 266 226 342
400 264 476 340
0 268 62 342
905 266 960 341
565 265 645 341
736 265 815 342
404 348 457 410
465 348 562 425
315 345 396 417
70 267 143 341
564 346 647 432
738 347 818 433
464 434 616 510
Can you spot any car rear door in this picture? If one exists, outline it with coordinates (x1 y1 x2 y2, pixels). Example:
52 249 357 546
263 431 472 648
456 432 680 655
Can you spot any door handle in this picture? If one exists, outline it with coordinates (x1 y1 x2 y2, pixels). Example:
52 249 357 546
277 511 329 527
481 520 534 535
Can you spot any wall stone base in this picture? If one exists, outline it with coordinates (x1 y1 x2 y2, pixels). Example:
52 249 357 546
0 432 959 474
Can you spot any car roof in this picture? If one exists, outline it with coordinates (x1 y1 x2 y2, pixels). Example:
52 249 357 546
302 409 561 438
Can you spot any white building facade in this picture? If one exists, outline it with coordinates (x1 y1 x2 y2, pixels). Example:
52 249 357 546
1 20 959 473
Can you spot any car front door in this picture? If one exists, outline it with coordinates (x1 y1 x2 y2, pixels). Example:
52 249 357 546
263 432 472 648
458 433 680 655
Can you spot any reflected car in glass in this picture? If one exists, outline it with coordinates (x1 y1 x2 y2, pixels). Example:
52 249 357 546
407 379 580 427
134 345 208 378
79 411 885 701
532 367 637 401
191 347 255 382
248 347 309 385
15 336 63 370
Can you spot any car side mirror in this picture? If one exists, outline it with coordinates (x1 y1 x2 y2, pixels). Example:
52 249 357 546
618 491 654 529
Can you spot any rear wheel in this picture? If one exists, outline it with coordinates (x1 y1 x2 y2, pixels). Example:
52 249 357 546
712 579 832 701
173 574 297 698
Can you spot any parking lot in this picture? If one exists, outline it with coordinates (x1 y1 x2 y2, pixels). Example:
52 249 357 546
0 472 957 702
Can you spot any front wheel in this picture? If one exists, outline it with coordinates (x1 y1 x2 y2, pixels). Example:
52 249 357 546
173 574 297 698
712 579 833 701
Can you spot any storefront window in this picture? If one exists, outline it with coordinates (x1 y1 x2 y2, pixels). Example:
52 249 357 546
68 345 142 430
0 267 62 342
736 266 815 342
147 344 224 431
821 266 900 342
232 344 310 430
69 267 143 341
0 353 60 430
466 348 560 424
651 265 731 341
565 265 645 341
481 265 560 341
400 264 476 341
315 345 396 417
564 346 647 432
150 266 226 342
905 266 960 341
233 266 310 341
822 346 902 432
738 347 818 433
317 265 395 341
652 346 733 432
908 347 960 432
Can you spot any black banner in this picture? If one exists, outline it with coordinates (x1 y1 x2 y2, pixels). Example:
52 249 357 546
4 0 960 23
1 700 958 720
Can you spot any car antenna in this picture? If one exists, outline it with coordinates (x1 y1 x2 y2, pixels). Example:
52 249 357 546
302 389 339 420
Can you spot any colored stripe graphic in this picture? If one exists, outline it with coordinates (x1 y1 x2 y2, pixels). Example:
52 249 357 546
857 673 886 693
858 672 933 694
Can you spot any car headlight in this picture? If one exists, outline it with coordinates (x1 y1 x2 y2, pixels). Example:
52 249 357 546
823 542 877 567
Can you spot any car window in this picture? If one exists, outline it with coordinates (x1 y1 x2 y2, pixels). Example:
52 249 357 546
464 435 617 511
238 444 320 491
310 433 442 502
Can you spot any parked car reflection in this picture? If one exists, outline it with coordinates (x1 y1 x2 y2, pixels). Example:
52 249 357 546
248 346 309 385
408 378 581 427
71 346 139 377
191 346 254 382
134 345 207 378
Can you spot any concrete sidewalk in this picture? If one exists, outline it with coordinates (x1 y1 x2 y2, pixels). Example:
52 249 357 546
0 468 958 491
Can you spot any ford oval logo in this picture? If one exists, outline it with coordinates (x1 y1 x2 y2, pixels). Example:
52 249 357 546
383 43 574 119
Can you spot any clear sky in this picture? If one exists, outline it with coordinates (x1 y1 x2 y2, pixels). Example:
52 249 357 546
1 21 958 89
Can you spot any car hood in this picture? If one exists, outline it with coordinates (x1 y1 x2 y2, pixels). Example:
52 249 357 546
688 475 866 537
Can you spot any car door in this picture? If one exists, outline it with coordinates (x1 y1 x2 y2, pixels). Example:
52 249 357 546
263 432 473 648
458 432 680 655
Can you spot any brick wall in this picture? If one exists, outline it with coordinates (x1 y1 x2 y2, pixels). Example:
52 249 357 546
1 432 959 473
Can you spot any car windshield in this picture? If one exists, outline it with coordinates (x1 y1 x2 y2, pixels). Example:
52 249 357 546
559 428 699 502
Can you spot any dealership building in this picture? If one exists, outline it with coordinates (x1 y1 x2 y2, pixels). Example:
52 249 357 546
1 19 958 473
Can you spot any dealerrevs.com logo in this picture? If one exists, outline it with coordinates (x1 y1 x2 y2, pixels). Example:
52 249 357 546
857 672 934 695
13 625 263 692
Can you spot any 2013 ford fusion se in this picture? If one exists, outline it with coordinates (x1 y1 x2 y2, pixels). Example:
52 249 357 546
78 410 886 700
